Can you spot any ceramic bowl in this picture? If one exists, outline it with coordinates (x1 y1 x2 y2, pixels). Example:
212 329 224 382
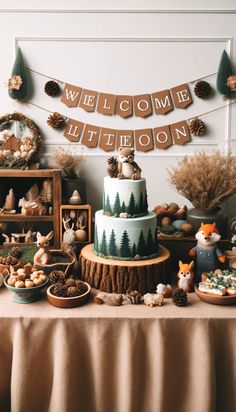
4 275 49 304
195 286 236 305
47 282 91 308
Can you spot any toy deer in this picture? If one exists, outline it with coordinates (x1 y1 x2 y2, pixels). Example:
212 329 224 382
33 231 53 266
177 260 194 293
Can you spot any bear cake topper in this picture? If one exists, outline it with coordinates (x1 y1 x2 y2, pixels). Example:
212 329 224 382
107 147 142 180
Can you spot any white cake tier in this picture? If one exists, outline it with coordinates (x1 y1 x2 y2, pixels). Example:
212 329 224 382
103 176 148 218
94 210 158 260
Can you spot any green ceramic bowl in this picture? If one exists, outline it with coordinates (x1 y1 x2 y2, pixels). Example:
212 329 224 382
4 275 49 304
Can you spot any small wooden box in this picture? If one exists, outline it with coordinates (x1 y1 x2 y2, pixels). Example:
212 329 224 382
60 205 92 248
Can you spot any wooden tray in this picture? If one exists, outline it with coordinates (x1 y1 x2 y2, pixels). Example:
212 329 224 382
195 286 236 305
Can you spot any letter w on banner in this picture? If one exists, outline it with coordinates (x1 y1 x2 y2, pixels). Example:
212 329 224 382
61 84 82 107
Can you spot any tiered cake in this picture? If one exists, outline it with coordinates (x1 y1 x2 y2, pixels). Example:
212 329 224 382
94 177 158 260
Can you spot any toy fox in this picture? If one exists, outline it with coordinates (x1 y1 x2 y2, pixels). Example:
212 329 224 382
189 222 226 278
177 260 194 293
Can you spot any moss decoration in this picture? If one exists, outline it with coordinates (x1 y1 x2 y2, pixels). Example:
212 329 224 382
216 50 233 97
8 48 28 100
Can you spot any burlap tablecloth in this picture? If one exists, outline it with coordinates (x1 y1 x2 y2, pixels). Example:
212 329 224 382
0 287 235 412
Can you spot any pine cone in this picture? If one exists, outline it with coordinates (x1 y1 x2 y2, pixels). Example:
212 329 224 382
194 81 211 98
107 156 118 178
66 286 79 297
75 280 88 294
44 80 60 97
173 288 188 306
52 283 67 297
47 112 65 129
188 118 206 136
9 246 22 258
126 290 143 304
49 270 65 285
5 256 18 266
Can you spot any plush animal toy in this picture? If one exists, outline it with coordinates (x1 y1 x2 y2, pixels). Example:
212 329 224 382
177 260 194 293
188 222 226 279
117 147 141 180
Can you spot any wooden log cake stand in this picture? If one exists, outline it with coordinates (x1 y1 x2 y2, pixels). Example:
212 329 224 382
79 244 170 295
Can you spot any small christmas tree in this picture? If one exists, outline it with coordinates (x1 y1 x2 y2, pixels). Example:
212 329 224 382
121 201 126 213
105 194 112 214
120 230 131 257
146 228 154 254
137 230 146 256
94 225 99 251
131 243 137 258
113 192 121 215
109 229 117 256
217 50 233 97
8 47 28 100
127 192 136 216
101 230 107 255
139 192 144 213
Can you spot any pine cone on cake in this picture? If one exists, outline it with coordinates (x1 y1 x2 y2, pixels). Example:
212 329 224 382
107 157 118 178
194 80 211 98
47 112 65 129
173 288 188 306
44 80 60 97
188 118 206 136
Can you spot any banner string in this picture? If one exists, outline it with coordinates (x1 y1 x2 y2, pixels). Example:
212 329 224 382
27 67 217 92
22 98 236 126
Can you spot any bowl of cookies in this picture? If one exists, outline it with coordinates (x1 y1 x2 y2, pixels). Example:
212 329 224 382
4 264 49 303
195 269 236 305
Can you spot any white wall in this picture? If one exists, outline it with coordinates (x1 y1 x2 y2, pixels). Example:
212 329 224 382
0 1 236 218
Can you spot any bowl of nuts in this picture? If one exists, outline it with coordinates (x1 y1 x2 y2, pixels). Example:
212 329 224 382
4 265 49 303
47 273 90 308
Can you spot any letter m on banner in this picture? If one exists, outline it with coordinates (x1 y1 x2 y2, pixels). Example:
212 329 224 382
61 83 82 107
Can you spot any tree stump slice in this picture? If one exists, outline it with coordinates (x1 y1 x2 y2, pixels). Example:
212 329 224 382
79 244 170 295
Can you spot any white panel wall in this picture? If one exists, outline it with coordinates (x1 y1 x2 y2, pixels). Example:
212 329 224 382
0 1 236 218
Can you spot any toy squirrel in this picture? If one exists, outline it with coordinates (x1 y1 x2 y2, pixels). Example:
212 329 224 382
188 223 226 279
177 260 194 293
107 147 141 180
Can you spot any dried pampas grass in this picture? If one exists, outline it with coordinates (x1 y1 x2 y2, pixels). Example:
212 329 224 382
168 151 236 210
54 147 84 178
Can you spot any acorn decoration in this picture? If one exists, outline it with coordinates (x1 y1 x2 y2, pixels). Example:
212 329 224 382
188 118 206 136
226 75 236 92
47 112 65 129
126 290 143 304
107 156 118 178
172 288 188 307
44 80 60 97
194 80 211 98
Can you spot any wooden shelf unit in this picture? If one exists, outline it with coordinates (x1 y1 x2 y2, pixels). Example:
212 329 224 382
0 169 61 248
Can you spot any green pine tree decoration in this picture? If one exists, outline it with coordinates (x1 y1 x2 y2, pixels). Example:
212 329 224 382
127 192 136 216
120 230 131 257
137 230 146 256
8 47 28 100
114 192 121 216
109 229 117 256
121 201 126 213
131 243 137 258
139 192 144 213
144 190 148 212
94 225 99 251
146 228 154 254
105 194 112 214
101 230 107 255
217 50 233 97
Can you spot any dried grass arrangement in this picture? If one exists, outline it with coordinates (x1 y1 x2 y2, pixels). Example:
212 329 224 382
168 151 236 211
54 147 84 178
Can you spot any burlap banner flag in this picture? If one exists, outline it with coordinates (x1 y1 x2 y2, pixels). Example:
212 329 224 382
61 83 192 116
64 118 191 151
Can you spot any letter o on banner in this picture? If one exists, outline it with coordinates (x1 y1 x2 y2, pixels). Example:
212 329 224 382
135 128 154 152
133 94 152 117
153 125 173 149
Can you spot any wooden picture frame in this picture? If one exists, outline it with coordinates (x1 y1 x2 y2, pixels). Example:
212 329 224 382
60 204 92 248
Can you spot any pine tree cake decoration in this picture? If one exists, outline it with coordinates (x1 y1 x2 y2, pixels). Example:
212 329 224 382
8 48 28 100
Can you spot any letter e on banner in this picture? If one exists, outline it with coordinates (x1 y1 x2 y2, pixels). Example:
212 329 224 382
61 83 82 107
133 94 152 117
99 128 117 151
115 95 133 118
171 83 192 109
116 130 134 149
81 124 100 148
170 121 191 145
97 93 116 115
79 89 98 112
153 125 172 150
135 128 154 152
151 90 173 115
64 119 84 142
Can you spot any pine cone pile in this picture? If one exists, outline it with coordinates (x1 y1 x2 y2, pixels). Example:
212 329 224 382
107 157 118 178
194 81 211 98
47 112 65 129
173 288 188 306
188 118 206 136
49 270 65 285
52 283 68 297
44 80 60 97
